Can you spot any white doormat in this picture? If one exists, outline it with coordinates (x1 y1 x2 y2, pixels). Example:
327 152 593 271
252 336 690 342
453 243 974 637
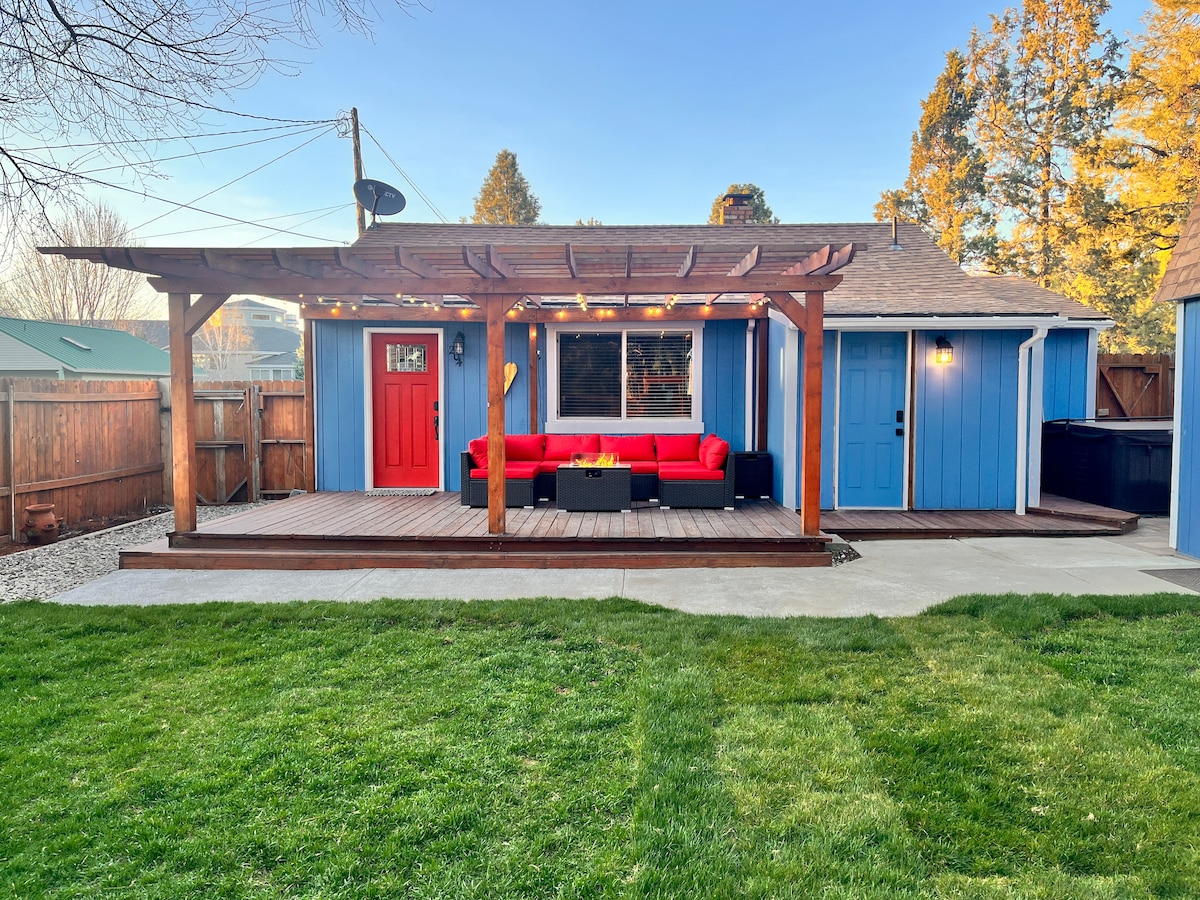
365 488 438 497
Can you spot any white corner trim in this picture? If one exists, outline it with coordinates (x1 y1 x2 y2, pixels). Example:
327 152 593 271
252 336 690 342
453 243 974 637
1015 325 1050 515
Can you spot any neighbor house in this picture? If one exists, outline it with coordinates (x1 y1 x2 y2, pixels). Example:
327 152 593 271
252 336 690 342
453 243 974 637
0 317 171 380
1155 190 1200 559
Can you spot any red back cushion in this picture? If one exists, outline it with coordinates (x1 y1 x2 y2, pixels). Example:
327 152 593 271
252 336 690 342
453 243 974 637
468 437 489 466
699 434 730 471
655 433 701 462
544 433 600 460
505 433 545 461
599 433 656 460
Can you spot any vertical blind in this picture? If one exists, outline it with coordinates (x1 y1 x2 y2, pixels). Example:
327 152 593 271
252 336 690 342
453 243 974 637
557 330 693 420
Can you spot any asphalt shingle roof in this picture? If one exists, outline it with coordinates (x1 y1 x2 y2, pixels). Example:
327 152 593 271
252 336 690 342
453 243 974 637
1156 190 1200 304
357 221 1105 319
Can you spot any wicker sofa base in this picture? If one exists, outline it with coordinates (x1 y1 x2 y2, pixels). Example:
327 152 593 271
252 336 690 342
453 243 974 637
658 476 736 510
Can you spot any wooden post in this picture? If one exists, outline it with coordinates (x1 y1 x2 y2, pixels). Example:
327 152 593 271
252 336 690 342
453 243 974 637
801 291 824 536
167 292 198 533
528 323 539 434
303 317 317 492
484 296 510 534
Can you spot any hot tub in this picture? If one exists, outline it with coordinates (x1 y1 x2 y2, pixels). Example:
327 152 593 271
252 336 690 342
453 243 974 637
1041 419 1173 515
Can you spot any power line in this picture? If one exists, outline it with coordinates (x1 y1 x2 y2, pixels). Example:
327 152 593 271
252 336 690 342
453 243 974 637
7 156 348 243
130 126 338 233
4 122 338 154
69 125 334 177
138 204 350 240
360 124 449 223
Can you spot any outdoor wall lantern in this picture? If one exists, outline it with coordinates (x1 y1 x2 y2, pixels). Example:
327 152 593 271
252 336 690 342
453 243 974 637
934 335 954 365
450 331 466 366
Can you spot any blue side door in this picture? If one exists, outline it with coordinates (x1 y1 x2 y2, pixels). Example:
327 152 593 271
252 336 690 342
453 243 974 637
838 332 907 508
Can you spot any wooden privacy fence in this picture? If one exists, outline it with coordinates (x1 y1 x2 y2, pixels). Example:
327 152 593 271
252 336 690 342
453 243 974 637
193 381 307 504
0 379 165 540
0 379 307 541
1096 354 1175 419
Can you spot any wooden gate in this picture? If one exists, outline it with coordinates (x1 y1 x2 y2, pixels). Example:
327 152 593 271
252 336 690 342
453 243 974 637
193 380 306 504
1096 354 1175 418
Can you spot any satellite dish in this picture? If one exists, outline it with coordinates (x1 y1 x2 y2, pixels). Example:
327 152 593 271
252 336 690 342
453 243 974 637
353 179 407 219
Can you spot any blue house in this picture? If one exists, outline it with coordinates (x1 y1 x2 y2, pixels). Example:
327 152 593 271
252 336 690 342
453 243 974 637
40 205 1111 539
308 216 1109 514
1156 191 1200 559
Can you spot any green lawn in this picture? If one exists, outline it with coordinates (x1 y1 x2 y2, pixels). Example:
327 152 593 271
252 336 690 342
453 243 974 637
3 593 1200 898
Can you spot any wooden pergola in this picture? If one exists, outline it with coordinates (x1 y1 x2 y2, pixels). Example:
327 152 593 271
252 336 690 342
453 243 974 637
42 227 854 537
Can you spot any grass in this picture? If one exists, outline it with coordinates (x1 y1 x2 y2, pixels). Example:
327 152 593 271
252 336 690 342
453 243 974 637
2 593 1200 898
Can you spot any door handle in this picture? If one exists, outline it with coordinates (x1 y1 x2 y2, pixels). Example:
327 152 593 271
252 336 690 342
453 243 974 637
895 428 904 437
433 414 439 441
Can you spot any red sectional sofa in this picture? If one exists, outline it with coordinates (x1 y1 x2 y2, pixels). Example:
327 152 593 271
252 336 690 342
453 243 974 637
460 432 735 509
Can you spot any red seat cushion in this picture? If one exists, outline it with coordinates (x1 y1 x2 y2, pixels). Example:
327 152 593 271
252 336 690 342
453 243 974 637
470 461 541 480
657 461 724 481
627 460 659 475
468 436 489 467
599 433 656 461
655 433 701 462
544 433 600 460
699 434 730 471
505 433 545 461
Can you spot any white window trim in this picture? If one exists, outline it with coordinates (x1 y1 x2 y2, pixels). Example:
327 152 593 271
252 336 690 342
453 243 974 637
544 321 705 434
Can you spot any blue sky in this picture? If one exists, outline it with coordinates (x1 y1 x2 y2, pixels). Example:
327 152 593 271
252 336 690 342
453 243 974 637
95 0 1150 247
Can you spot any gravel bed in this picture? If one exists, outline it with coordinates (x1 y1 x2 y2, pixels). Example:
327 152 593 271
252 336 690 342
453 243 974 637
1 505 265 602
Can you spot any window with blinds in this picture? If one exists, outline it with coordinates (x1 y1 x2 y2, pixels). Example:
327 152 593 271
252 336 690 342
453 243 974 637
626 331 692 418
553 327 698 426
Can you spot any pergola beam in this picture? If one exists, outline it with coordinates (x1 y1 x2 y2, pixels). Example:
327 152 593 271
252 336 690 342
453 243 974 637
393 246 441 278
183 293 230 336
707 244 762 303
147 272 843 297
301 303 771 323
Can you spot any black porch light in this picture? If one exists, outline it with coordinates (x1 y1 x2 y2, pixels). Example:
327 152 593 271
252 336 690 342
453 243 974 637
450 331 466 366
934 335 954 365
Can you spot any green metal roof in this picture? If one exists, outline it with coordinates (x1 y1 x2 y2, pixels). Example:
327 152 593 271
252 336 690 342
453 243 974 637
0 317 172 376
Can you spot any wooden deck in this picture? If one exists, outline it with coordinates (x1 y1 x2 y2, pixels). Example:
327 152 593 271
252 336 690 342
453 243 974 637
121 491 833 570
821 494 1138 541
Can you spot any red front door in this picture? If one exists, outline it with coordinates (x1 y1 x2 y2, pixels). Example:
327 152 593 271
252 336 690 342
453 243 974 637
371 332 440 488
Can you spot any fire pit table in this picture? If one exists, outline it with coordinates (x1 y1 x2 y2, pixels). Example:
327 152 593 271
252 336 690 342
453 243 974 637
556 463 632 512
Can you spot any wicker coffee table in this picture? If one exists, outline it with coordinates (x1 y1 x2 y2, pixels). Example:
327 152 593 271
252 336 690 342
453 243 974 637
556 464 632 512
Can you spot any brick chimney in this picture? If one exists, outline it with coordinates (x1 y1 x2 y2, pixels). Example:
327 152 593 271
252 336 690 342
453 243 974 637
720 192 755 225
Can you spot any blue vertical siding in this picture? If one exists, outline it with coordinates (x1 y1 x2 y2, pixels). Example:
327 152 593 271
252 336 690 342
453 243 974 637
1179 301 1200 558
821 330 837 508
1043 328 1092 420
701 319 747 447
914 329 1023 509
314 320 496 492
313 320 366 491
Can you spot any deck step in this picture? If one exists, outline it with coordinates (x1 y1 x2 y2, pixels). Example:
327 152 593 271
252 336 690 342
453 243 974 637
121 545 832 570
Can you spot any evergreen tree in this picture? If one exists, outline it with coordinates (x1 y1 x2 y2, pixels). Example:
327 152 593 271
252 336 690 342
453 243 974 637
472 150 542 225
967 0 1121 284
707 184 779 224
873 50 994 266
1061 0 1198 349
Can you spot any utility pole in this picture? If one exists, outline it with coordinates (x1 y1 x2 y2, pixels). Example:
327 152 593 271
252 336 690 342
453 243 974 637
351 107 365 236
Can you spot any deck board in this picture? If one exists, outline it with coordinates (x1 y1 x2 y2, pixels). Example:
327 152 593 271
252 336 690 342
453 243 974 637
130 491 833 570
